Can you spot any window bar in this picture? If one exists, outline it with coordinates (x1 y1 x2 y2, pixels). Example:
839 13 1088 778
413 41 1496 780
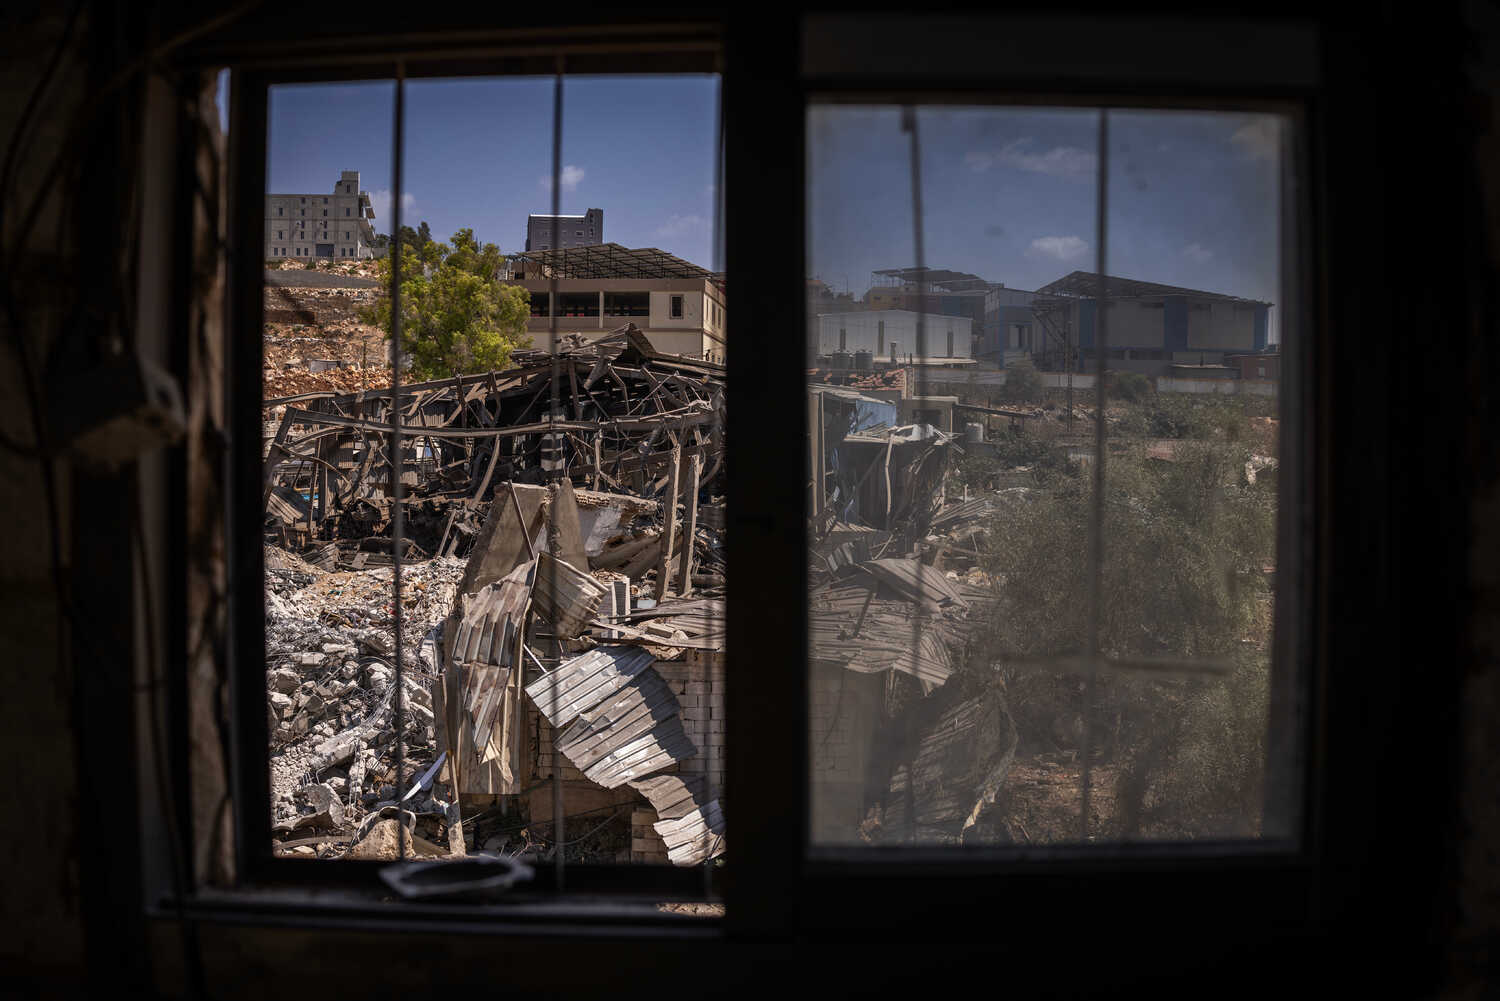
390 62 408 862
901 105 928 845
548 60 565 888
390 64 408 864
706 60 724 888
1081 108 1110 843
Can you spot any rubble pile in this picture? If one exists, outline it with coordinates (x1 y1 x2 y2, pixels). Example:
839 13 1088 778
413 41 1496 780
807 384 1018 845
265 550 465 849
263 324 727 863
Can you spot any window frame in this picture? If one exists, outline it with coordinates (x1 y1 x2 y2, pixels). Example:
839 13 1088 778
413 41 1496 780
221 35 726 904
161 9 1455 978
720 9 1448 965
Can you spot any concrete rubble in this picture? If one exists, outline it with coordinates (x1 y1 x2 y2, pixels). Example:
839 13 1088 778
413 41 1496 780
264 326 726 864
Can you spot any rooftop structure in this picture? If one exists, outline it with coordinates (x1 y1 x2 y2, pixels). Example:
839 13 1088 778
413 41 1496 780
504 244 726 361
1034 270 1272 305
510 242 725 289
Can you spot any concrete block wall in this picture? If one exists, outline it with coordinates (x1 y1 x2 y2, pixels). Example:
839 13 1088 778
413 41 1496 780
809 664 883 842
652 649 726 798
628 806 669 863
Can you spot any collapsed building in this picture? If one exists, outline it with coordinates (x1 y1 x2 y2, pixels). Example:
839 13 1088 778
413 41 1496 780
807 383 1018 845
264 323 726 864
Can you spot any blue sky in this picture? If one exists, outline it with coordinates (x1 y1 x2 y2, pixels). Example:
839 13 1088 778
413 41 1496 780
807 105 1283 340
230 77 1282 340
255 75 720 267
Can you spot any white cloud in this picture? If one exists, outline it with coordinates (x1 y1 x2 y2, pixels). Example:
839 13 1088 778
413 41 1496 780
655 214 707 238
967 139 1097 180
1230 118 1279 160
1026 235 1090 262
367 189 416 225
538 164 586 192
1182 242 1214 263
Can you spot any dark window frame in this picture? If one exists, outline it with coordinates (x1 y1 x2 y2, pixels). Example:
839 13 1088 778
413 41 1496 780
219 32 725 908
142 9 1459 987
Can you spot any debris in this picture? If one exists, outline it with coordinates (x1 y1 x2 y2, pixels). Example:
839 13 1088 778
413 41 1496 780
262 329 727 863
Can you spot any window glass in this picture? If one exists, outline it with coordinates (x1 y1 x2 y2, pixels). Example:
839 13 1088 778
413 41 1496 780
806 103 1298 847
262 74 726 874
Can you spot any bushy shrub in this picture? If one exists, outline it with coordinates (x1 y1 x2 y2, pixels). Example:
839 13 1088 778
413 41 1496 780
1003 359 1043 403
1107 369 1152 403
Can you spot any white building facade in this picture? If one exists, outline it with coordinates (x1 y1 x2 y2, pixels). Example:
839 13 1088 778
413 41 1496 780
265 170 377 260
814 309 973 364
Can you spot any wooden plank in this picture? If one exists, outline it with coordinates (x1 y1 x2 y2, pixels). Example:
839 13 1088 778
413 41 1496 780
654 439 683 603
675 443 703 596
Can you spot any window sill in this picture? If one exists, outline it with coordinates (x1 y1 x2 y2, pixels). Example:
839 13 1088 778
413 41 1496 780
155 885 726 939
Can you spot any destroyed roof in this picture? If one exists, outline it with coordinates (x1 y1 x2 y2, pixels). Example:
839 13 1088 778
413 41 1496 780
1035 270 1272 305
508 243 726 291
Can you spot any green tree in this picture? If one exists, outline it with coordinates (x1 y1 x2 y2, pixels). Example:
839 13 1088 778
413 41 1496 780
362 228 531 379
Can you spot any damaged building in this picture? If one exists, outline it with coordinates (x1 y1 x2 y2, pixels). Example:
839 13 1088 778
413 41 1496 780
263 323 726 864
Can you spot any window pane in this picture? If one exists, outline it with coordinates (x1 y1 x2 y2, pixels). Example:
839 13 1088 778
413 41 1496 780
263 75 726 870
806 103 1299 847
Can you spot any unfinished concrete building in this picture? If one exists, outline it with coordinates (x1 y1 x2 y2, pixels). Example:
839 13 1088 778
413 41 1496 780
265 170 378 260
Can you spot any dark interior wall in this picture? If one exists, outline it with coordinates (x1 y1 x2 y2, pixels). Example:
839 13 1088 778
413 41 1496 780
1 3 91 991
1456 0 1500 982
0 3 1498 998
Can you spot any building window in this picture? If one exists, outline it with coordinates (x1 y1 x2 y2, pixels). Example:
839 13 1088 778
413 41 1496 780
277 207 282 216
604 291 649 317
878 320 885 354
322 210 327 216
558 292 600 317
346 208 351 216
839 327 846 351
671 294 684 319
946 328 953 357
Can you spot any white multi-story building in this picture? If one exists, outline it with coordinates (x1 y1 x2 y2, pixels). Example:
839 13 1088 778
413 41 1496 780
265 170 377 260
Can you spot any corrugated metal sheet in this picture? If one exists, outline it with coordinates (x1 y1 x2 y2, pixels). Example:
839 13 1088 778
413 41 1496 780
525 645 698 789
629 773 727 865
654 800 726 866
629 773 709 820
883 688 1017 843
532 551 608 639
435 559 535 795
526 645 653 726
808 584 957 688
861 558 967 611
